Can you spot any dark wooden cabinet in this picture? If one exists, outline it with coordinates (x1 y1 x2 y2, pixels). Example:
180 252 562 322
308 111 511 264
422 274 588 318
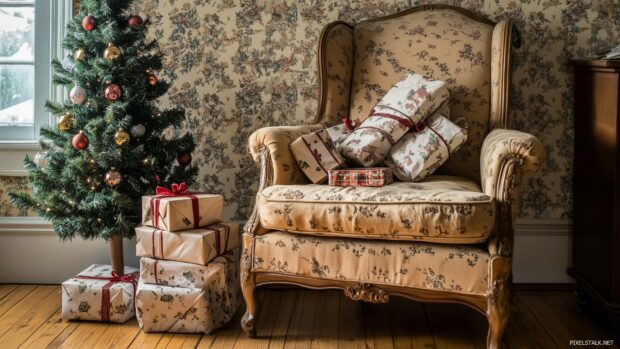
570 59 620 336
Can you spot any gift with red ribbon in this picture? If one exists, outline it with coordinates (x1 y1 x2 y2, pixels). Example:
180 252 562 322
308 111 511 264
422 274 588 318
61 264 139 323
136 249 241 334
135 222 239 265
141 182 223 232
290 128 347 184
338 72 449 167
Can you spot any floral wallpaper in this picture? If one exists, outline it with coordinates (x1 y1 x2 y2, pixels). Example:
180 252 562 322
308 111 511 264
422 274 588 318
2 0 619 221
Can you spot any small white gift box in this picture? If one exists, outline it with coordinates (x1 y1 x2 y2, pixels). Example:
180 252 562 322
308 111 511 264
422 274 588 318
384 105 467 182
290 128 347 183
61 264 139 323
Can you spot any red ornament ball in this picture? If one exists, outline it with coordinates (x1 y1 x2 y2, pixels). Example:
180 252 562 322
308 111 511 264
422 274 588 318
72 131 89 150
177 153 192 167
147 73 158 86
82 15 97 31
128 15 143 28
104 83 122 101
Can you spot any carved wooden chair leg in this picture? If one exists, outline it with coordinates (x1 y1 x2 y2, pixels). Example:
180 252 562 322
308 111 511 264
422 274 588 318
240 248 258 337
486 258 511 349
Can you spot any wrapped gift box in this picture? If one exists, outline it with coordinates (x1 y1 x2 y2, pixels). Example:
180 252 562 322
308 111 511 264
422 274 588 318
136 249 241 334
328 167 393 187
325 119 357 145
141 257 214 289
339 73 448 167
135 223 240 265
384 108 467 182
142 192 223 232
290 128 347 184
61 264 139 323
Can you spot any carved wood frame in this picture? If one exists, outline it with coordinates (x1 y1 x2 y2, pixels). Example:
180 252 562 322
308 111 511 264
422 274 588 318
242 5 518 349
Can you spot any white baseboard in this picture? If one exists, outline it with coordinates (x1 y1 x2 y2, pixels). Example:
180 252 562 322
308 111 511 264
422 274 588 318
0 217 572 284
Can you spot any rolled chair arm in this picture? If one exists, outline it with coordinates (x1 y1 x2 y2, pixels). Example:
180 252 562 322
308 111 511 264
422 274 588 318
480 128 545 256
249 124 322 186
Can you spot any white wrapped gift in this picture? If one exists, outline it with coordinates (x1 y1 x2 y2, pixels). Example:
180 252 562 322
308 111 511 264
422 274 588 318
384 104 467 182
61 264 139 323
136 249 241 334
290 128 347 183
338 73 449 167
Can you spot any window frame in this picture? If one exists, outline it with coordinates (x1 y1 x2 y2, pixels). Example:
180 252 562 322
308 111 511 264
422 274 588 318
0 0 72 175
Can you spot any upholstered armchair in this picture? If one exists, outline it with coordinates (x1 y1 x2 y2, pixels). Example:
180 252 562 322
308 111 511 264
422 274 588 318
242 5 544 349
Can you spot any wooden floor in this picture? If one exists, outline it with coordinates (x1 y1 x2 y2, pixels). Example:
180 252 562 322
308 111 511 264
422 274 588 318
0 285 616 349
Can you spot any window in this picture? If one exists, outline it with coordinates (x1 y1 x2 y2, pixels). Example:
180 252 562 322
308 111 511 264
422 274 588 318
0 0 52 141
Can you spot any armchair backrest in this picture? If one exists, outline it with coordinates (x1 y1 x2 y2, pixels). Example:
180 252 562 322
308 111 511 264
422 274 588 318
315 5 514 181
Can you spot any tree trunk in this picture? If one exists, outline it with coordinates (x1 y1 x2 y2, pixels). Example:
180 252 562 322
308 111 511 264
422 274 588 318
108 235 124 276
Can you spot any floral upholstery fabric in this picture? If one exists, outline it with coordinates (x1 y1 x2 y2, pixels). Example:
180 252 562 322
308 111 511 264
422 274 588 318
349 9 495 180
252 230 490 295
480 129 545 217
320 23 354 126
249 124 322 185
257 175 495 244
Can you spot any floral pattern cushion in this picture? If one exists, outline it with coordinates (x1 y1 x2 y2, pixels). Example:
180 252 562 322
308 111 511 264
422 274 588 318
257 175 495 244
252 230 490 295
349 9 493 179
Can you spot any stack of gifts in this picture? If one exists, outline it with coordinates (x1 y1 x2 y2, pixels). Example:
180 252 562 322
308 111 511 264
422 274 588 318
290 72 468 186
135 182 241 334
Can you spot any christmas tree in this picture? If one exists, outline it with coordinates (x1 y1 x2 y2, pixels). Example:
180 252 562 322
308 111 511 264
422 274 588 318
10 0 198 273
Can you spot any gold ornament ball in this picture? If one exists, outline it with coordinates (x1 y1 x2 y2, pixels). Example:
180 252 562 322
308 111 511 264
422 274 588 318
74 49 86 61
104 43 122 61
114 128 130 147
57 114 73 131
104 168 122 187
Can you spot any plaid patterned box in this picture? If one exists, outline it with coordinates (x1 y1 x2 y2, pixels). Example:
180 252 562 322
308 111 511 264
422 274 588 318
328 167 393 187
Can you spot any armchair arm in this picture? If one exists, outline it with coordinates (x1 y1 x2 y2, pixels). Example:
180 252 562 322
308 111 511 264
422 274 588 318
480 129 545 256
249 124 322 186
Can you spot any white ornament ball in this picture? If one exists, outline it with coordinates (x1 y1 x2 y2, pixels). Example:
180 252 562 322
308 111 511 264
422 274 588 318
34 151 48 169
70 85 87 105
130 124 146 137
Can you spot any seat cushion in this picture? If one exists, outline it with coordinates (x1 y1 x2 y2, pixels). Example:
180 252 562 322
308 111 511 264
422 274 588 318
257 175 495 244
252 231 490 295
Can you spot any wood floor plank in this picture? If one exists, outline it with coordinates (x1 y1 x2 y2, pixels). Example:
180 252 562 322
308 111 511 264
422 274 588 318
540 291 612 341
155 333 202 349
338 296 365 349
267 289 298 349
502 294 558 349
233 290 280 349
0 284 18 300
19 308 78 349
520 292 575 348
425 302 476 349
198 302 245 349
0 285 614 349
363 302 393 349
0 285 59 347
0 284 38 317
310 290 339 349
389 297 435 349
282 290 319 349
458 306 487 349
92 318 142 349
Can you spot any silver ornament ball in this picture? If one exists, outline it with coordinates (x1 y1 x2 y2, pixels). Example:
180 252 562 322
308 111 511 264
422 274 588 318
130 124 146 137
70 85 87 105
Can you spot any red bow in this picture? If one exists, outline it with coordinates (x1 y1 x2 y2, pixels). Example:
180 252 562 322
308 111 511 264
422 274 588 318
156 182 190 196
342 118 358 132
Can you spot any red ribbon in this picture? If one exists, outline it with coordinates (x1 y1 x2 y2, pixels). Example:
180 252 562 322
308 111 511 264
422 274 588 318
150 182 201 229
151 229 164 259
74 270 138 322
342 118 358 133
209 223 231 255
